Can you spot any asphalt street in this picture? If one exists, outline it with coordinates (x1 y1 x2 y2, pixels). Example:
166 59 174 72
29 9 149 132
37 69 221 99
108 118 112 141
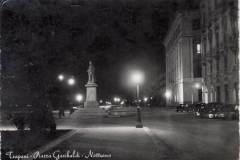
0 108 239 160
38 108 239 160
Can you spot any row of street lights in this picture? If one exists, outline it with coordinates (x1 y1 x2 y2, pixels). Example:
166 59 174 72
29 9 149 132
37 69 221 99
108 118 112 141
165 82 202 103
58 74 83 104
58 74 76 86
58 71 144 128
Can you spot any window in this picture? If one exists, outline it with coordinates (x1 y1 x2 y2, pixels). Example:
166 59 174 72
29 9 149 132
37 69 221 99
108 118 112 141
235 83 239 104
210 62 212 75
215 31 219 49
192 19 200 30
224 84 228 103
224 56 228 72
197 44 201 54
203 41 206 54
198 89 202 102
217 86 221 102
214 0 218 8
202 13 206 27
193 44 202 78
209 32 212 54
216 58 220 74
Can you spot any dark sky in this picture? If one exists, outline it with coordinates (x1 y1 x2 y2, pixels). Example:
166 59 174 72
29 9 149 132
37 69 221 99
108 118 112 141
1 0 198 105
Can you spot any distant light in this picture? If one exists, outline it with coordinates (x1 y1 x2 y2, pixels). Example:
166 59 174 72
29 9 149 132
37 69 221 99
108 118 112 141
195 83 201 89
114 97 121 102
150 97 153 100
131 71 144 84
58 74 64 81
75 94 83 102
99 100 103 103
144 97 148 102
68 78 75 86
197 44 201 54
138 100 142 102
120 101 124 105
165 90 172 99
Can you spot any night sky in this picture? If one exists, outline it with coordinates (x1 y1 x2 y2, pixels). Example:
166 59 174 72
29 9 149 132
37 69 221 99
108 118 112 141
1 0 198 106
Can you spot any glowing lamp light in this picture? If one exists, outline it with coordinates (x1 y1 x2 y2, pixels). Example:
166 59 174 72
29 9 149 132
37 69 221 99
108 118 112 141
195 83 201 89
114 97 121 102
165 90 172 99
131 71 144 84
58 74 64 81
68 78 75 86
144 97 148 102
75 94 83 102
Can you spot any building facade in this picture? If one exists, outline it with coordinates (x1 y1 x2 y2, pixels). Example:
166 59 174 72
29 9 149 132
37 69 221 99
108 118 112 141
200 0 239 104
164 10 202 105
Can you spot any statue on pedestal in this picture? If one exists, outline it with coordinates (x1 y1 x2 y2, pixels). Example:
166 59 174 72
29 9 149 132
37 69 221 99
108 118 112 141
84 61 98 108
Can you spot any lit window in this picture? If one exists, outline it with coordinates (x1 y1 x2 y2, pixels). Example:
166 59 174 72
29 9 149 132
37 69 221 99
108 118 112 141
197 44 201 54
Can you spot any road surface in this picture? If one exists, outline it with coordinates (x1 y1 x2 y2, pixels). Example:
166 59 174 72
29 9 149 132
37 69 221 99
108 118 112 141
40 108 239 160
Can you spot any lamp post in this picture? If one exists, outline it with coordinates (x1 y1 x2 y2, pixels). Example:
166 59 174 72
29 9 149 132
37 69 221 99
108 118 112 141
165 90 172 105
131 71 144 103
75 94 83 103
68 78 75 86
143 97 148 107
194 83 202 103
131 71 144 128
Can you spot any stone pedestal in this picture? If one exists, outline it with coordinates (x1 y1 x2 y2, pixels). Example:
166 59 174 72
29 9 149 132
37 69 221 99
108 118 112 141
84 82 99 108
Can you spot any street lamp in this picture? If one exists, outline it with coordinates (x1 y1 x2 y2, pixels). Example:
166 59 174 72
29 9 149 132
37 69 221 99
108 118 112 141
143 97 148 102
131 71 144 102
143 97 148 107
114 97 121 103
68 78 75 86
193 83 202 103
165 90 172 99
58 74 65 81
75 94 83 102
131 71 144 128
195 83 201 89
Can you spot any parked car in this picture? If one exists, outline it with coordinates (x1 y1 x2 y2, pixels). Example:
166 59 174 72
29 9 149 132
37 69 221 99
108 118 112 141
176 104 190 112
215 104 239 120
176 104 184 112
193 103 206 116
194 103 223 119
187 103 206 113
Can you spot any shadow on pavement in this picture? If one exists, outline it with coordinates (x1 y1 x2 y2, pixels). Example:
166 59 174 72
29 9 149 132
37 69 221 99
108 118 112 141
1 129 72 160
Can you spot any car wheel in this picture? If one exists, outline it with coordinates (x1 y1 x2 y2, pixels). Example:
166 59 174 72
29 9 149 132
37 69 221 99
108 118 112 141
208 114 214 119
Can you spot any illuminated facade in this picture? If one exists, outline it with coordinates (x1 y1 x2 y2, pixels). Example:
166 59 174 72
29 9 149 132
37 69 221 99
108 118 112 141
200 0 238 104
164 10 203 105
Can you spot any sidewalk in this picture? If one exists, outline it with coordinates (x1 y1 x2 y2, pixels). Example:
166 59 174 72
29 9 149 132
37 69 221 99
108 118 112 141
28 127 160 160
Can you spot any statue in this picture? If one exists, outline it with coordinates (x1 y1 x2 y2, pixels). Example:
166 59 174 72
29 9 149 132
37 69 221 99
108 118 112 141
85 61 99 108
87 61 95 83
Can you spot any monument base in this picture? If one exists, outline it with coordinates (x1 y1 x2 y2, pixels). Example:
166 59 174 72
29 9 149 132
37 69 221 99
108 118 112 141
70 108 108 119
84 101 99 108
